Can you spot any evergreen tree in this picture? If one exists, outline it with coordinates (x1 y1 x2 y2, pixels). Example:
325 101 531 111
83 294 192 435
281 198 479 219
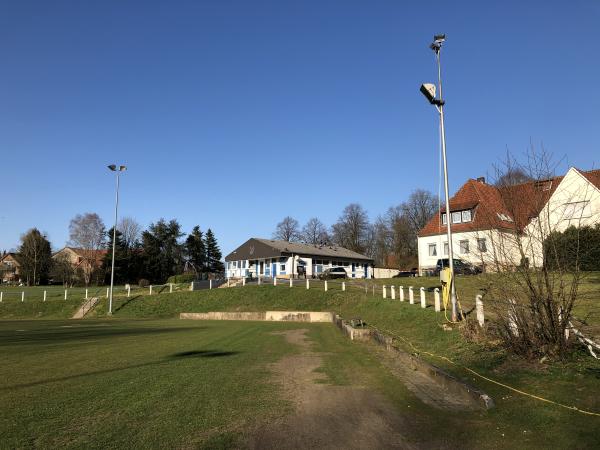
18 228 52 285
103 227 138 284
185 226 206 274
204 229 224 273
141 219 184 283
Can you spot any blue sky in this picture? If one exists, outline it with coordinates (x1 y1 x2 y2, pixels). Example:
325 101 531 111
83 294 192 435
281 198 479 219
1 0 599 255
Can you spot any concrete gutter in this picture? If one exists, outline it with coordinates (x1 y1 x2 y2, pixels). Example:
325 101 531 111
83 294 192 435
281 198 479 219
333 314 495 410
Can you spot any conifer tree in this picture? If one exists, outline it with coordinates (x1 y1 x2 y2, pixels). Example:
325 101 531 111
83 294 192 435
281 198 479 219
204 229 224 273
185 226 206 274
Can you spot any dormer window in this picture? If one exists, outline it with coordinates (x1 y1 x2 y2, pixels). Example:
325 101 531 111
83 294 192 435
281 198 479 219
442 209 473 225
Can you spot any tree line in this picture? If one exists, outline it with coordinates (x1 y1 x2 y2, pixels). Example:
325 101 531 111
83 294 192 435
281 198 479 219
272 189 438 268
1 214 224 286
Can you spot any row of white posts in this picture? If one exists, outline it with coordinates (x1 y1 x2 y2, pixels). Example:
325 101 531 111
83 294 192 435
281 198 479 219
381 285 486 327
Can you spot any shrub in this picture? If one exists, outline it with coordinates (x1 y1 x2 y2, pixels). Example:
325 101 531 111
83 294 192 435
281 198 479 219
166 274 196 284
138 279 150 287
544 224 600 271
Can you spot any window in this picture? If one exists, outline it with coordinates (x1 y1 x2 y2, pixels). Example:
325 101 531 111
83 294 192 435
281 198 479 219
462 210 472 222
496 212 514 222
442 213 447 224
563 201 591 220
459 240 470 254
477 238 487 252
452 212 462 224
428 244 437 256
443 242 449 255
280 264 286 271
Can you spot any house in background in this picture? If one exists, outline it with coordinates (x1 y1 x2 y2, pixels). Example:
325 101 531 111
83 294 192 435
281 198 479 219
225 238 374 279
417 167 600 274
0 253 21 283
52 246 108 284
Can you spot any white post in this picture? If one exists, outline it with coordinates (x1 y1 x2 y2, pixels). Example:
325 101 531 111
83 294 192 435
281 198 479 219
169 283 173 293
391 286 395 300
273 277 277 286
476 295 485 327
128 286 131 297
149 285 153 295
434 288 441 312
508 299 519 336
289 278 293 288
306 279 310 290
243 277 246 286
22 291 25 302
559 307 569 340
399 286 404 302
342 281 346 291
409 286 414 304
64 289 68 300
85 288 88 299
420 287 426 308
190 281 194 291
209 280 212 290
106 287 109 298
258 276 261 286
44 290 47 302
324 280 328 291
383 285 387 299
227 279 230 287
0 292 2 302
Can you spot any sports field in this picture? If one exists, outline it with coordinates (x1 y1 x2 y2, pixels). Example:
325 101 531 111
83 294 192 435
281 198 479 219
1 281 600 448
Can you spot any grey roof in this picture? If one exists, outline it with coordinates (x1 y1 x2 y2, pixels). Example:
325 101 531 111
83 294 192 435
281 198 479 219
224 238 372 262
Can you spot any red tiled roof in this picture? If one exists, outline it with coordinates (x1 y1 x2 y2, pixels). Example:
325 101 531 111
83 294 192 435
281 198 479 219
418 171 570 237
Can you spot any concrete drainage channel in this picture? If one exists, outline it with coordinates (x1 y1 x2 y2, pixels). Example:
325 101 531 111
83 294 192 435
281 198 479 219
180 311 494 411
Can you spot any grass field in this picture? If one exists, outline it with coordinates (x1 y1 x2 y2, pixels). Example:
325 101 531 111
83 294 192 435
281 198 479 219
2 277 600 448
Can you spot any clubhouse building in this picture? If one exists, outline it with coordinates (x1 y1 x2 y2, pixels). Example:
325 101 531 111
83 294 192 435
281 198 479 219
225 238 374 279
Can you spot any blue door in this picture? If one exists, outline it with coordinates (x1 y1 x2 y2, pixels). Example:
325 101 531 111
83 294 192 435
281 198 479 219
272 263 277 277
352 263 356 278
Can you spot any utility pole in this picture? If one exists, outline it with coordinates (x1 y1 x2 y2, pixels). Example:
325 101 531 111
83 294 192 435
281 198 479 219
107 164 127 315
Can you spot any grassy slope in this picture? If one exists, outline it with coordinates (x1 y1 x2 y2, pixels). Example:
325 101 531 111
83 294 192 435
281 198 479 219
93 285 600 447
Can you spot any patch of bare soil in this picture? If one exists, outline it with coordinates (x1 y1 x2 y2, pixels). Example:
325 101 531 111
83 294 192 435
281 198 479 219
370 344 482 412
244 329 419 450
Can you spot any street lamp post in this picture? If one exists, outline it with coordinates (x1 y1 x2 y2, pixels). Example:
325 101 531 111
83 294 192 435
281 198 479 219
107 164 127 315
420 34 459 321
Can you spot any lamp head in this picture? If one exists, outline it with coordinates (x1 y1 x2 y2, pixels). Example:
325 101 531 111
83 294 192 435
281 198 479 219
420 83 437 104
108 164 117 171
430 34 446 52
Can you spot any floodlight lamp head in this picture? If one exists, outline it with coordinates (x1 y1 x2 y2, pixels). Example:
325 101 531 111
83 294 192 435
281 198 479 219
420 83 437 104
108 164 117 171
430 34 445 53
119 165 127 172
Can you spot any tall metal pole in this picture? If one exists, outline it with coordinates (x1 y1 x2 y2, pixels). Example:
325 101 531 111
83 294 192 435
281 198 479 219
434 44 458 321
108 172 120 315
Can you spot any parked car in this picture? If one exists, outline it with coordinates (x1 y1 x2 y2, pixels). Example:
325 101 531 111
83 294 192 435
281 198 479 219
318 267 347 280
394 268 419 278
433 259 481 276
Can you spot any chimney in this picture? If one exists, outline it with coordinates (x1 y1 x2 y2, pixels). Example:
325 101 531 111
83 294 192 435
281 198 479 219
476 176 486 184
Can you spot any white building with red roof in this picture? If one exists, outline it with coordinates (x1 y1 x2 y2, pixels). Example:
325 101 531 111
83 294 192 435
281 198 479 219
417 167 600 274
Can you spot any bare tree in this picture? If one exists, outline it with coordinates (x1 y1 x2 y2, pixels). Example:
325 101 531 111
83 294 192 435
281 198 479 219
273 216 301 242
480 148 597 359
401 189 438 234
331 204 371 253
118 216 142 248
68 213 106 286
301 218 329 245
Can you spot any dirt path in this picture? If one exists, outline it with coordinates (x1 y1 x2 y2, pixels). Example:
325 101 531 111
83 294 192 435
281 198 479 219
245 329 420 450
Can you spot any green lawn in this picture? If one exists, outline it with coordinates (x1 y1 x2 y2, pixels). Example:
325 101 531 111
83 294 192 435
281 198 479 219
2 280 600 448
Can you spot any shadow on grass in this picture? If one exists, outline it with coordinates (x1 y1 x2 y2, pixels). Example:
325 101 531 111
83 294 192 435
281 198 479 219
0 325 204 346
173 350 239 358
1 349 240 391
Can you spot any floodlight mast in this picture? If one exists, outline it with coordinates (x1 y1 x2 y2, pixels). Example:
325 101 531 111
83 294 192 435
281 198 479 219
422 34 458 322
107 164 126 316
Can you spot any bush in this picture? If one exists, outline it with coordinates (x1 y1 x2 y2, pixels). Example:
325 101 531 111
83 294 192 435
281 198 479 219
544 224 600 271
166 274 196 284
138 279 150 287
